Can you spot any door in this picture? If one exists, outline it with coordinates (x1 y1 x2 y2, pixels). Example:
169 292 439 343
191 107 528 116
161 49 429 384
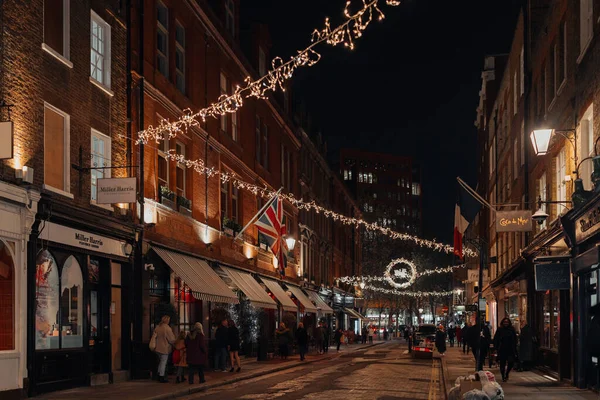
88 256 111 375
584 268 599 389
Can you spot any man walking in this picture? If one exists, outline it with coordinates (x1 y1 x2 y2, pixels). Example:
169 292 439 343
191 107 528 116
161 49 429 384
214 318 229 372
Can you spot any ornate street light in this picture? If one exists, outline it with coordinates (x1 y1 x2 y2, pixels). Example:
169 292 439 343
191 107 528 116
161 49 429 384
285 236 296 251
530 128 554 155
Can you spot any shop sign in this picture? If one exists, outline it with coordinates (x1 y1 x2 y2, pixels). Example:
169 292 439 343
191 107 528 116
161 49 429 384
97 177 137 204
0 121 13 160
576 204 600 243
467 269 488 283
534 262 570 291
38 221 130 258
496 210 532 232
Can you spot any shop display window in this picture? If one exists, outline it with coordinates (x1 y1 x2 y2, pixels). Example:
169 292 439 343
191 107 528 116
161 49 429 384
35 250 84 350
542 289 560 351
0 241 15 351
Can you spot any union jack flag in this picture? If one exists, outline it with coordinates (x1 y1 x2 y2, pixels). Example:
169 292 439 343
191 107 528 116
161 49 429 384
255 196 287 275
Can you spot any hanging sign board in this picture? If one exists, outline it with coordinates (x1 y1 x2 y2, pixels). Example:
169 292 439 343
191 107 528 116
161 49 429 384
496 210 532 232
0 121 14 160
534 262 571 291
97 177 137 204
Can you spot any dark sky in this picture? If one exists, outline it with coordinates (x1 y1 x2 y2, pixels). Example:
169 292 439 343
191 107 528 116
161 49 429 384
242 0 521 243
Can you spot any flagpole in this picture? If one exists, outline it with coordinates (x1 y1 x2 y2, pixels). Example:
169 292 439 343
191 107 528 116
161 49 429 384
456 177 496 213
234 187 283 243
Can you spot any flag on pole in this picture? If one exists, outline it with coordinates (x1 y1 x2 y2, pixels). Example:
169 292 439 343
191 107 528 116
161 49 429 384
454 183 482 260
255 196 288 275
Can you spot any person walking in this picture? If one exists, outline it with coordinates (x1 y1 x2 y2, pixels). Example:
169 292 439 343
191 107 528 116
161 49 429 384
368 326 374 344
494 317 518 382
362 325 368 344
276 322 292 360
214 318 229 372
174 331 188 383
323 324 331 353
518 319 536 371
314 323 324 354
456 325 463 349
228 320 241 373
296 322 309 361
152 315 176 383
448 325 456 347
334 328 343 351
435 325 447 356
467 321 490 371
462 322 470 354
185 322 207 385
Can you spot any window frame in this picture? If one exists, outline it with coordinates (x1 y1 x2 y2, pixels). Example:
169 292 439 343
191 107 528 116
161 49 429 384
90 10 112 89
0 241 15 351
555 147 567 216
258 47 267 76
175 21 186 94
225 0 235 37
43 102 72 198
42 0 72 67
157 125 170 190
578 0 594 61
175 141 186 198
220 72 229 134
90 128 112 207
156 1 169 77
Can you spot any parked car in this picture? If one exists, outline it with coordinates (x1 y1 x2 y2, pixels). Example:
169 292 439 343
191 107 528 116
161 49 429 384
412 324 437 358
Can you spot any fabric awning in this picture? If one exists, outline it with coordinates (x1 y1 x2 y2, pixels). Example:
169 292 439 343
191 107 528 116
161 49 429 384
220 266 277 310
287 285 318 314
307 290 333 314
344 307 366 320
152 247 238 304
262 278 298 312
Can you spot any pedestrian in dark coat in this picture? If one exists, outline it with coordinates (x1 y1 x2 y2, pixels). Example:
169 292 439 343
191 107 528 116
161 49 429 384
494 317 518 382
518 320 536 371
448 326 456 347
214 319 229 371
276 323 292 359
334 328 343 351
467 322 490 371
314 324 324 354
435 325 447 355
323 324 331 353
185 323 207 384
456 325 462 345
228 320 241 372
296 322 309 361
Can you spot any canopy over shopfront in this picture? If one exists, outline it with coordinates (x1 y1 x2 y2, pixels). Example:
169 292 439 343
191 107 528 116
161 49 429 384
287 285 318 314
262 278 298 312
343 307 367 321
220 266 277 310
152 247 239 304
307 290 334 314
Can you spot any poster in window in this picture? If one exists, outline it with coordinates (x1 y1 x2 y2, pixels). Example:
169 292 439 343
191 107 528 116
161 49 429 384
88 258 100 283
35 250 59 350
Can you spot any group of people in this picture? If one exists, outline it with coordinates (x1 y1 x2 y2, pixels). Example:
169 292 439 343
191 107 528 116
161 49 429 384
150 315 242 385
277 321 354 361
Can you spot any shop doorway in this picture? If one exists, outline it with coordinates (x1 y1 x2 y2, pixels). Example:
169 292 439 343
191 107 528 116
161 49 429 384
88 257 110 377
584 268 599 389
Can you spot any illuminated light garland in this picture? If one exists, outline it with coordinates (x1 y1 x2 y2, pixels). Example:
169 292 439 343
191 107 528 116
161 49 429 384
383 258 417 289
336 263 467 287
157 150 476 257
136 0 401 145
361 284 460 298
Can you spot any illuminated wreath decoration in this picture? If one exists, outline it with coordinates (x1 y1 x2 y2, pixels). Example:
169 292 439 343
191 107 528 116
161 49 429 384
383 258 418 289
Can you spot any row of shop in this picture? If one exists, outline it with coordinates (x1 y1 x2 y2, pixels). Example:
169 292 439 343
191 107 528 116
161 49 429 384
0 181 364 397
477 192 600 391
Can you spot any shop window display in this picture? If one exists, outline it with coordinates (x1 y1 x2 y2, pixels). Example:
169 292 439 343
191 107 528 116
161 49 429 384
542 290 560 351
0 241 15 350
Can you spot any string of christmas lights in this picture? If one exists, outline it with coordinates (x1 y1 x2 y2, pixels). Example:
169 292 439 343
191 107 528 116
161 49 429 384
383 258 417 289
361 285 460 298
162 150 476 257
136 0 401 145
336 264 467 286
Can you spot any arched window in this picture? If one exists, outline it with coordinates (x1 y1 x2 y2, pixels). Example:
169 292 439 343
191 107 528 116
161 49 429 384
0 241 15 351
60 256 83 348
35 250 60 349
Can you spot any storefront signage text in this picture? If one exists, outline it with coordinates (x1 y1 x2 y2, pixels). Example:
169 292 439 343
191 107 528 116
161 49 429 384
97 177 137 204
576 205 600 243
496 210 532 232
534 262 570 291
38 222 128 258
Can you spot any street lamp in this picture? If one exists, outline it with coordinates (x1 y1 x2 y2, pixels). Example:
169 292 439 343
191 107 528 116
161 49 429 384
285 236 296 251
530 128 554 155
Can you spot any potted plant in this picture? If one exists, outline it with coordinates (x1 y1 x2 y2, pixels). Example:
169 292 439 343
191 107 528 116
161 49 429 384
223 217 242 237
177 195 192 216
159 186 176 210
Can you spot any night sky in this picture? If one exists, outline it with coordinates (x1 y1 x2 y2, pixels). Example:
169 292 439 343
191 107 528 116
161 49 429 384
242 0 522 243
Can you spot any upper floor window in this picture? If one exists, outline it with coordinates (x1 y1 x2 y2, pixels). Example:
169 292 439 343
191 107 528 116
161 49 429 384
555 148 567 215
157 133 169 189
281 145 292 192
91 129 111 203
520 46 524 95
556 21 566 90
43 0 70 64
176 142 186 198
513 72 517 114
44 103 71 196
157 2 169 77
580 105 595 190
258 47 267 76
411 183 420 196
220 73 238 141
175 22 185 93
580 0 594 59
225 0 235 37
90 11 111 88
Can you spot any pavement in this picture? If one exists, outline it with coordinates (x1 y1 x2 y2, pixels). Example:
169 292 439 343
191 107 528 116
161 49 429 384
33 341 388 400
439 345 599 399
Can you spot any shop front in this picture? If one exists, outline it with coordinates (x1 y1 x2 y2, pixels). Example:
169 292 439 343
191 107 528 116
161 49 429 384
0 182 39 399
29 220 134 395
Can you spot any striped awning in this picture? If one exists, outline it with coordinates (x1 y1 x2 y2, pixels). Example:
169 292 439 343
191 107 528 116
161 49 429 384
220 266 277 310
343 307 367 320
262 278 298 312
152 247 239 304
307 290 334 314
287 285 318 314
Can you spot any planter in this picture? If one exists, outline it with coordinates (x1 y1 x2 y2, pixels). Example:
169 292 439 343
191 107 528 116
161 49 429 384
223 227 234 236
178 205 192 217
259 243 268 251
161 197 176 210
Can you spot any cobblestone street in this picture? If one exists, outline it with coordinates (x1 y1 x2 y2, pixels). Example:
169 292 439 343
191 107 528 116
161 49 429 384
182 342 442 400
